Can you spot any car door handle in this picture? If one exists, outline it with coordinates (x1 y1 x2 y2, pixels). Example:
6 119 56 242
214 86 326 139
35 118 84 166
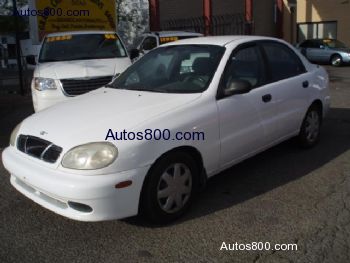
262 94 272 103
303 81 309 88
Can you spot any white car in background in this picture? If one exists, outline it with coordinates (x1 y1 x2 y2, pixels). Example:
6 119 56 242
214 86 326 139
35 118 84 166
3 36 330 224
26 31 131 112
129 31 203 60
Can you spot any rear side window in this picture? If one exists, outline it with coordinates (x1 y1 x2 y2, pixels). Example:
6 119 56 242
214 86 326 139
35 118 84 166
262 42 306 82
300 40 320 48
142 37 158 51
299 40 311 48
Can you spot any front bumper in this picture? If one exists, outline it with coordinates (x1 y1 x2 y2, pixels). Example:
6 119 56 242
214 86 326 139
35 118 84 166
341 54 350 64
2 147 150 221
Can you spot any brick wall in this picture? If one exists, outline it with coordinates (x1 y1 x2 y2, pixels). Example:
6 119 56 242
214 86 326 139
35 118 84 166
159 0 202 22
158 0 278 37
212 0 245 16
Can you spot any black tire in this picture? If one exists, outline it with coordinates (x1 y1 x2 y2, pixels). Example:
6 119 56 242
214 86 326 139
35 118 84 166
140 151 199 224
298 105 322 148
330 54 343 67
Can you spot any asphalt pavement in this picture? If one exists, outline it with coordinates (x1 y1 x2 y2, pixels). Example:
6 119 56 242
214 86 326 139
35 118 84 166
0 66 350 263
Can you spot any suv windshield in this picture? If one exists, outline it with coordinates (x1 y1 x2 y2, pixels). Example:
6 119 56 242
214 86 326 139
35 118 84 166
323 39 348 49
111 45 225 93
39 34 127 62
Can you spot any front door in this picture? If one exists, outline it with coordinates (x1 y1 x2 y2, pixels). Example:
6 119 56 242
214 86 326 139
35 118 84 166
217 43 277 168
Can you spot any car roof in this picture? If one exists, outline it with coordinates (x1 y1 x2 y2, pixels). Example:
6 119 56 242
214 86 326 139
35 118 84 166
146 31 203 37
163 35 281 47
46 31 117 37
303 38 336 41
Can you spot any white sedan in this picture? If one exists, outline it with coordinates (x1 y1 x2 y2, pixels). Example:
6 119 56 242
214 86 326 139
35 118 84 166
2 36 330 223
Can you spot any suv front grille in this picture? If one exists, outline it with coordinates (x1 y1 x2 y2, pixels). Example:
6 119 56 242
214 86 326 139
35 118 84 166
17 135 62 163
60 76 113 96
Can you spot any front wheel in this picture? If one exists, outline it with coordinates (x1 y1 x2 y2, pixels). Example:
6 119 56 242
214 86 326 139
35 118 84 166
298 105 322 148
331 54 343 67
140 152 199 224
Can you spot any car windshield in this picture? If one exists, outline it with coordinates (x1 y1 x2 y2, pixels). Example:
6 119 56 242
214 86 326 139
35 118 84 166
111 45 225 93
39 34 127 62
323 39 348 48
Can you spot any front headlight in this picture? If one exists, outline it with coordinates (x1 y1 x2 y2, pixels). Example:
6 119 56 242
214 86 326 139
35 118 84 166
9 122 21 146
61 142 118 170
34 77 57 91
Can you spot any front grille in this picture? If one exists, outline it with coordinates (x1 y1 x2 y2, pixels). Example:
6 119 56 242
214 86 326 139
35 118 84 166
60 76 113 96
17 135 62 163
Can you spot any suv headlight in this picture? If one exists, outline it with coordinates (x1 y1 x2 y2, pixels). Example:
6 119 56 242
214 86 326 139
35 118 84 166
9 122 21 146
34 77 57 91
61 142 118 170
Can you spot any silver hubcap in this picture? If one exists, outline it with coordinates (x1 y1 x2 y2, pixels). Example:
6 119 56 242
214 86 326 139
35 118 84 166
305 111 320 143
157 163 192 214
332 57 341 66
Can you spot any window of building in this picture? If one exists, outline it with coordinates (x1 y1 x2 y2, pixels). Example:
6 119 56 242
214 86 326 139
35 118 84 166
298 21 337 42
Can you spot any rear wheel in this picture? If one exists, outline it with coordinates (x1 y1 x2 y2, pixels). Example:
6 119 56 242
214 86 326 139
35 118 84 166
298 105 322 148
140 151 199 224
331 54 343 67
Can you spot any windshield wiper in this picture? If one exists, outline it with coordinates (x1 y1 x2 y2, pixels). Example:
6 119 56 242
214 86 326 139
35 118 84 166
104 83 114 88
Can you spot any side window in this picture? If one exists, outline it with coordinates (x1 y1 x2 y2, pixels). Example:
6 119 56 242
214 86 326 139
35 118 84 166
221 45 264 91
300 40 310 48
142 37 157 51
310 40 322 48
262 42 306 82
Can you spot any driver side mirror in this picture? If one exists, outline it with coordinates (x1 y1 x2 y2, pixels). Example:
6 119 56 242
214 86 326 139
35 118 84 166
129 49 140 60
26 55 36 65
223 79 252 97
319 45 325 49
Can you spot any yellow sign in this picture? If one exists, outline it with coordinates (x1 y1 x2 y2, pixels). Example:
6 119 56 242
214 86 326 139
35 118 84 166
36 0 116 40
46 35 72 42
160 37 179 44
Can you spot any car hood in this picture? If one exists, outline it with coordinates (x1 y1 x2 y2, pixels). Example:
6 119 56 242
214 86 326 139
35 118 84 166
35 58 131 79
20 88 201 149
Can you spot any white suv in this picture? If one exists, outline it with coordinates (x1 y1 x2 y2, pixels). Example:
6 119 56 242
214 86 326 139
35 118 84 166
26 31 131 112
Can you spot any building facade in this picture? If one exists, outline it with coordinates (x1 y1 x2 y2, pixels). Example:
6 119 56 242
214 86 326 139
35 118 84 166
153 0 281 38
296 0 350 45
